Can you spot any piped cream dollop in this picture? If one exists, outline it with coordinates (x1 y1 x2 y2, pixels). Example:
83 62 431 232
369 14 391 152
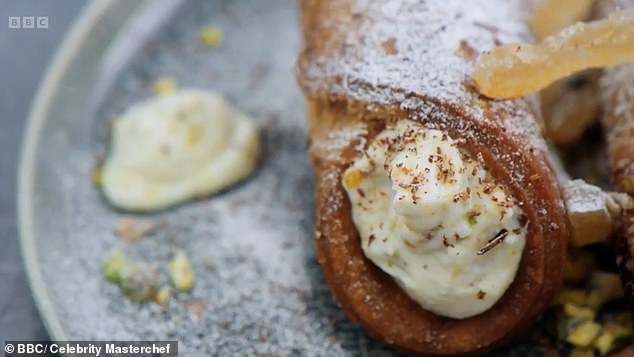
101 89 260 211
342 119 527 319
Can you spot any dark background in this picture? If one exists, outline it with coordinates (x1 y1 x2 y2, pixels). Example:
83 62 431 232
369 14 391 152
1 0 85 341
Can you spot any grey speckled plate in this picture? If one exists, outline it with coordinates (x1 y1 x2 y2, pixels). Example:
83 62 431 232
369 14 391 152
19 1 534 356
18 0 396 355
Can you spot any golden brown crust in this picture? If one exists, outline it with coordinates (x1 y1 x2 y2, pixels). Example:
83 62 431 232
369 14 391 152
298 0 569 355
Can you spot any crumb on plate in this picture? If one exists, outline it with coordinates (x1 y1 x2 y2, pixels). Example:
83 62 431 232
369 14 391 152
152 77 177 95
115 217 156 241
199 25 222 47
168 252 195 291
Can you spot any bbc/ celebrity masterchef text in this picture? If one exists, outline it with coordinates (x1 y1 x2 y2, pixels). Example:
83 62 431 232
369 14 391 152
4 341 177 356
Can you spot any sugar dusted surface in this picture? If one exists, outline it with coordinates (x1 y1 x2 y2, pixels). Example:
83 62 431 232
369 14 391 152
28 1 396 355
299 0 545 152
299 0 557 234
601 64 634 124
27 0 557 355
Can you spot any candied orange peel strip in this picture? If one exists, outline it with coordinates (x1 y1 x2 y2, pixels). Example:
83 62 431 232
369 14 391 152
529 0 593 40
473 10 634 99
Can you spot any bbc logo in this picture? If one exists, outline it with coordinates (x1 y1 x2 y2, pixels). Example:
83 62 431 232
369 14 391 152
8 16 49 29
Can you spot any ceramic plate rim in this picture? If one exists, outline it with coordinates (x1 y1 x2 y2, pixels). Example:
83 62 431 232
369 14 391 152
18 0 129 341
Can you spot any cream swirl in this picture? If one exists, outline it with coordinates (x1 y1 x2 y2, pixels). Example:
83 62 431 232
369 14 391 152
343 119 527 319
101 89 260 211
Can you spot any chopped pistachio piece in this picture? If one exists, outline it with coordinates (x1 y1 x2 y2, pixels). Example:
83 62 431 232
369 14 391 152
566 320 602 347
595 331 614 356
93 165 102 187
199 25 222 47
119 264 160 302
564 303 596 321
595 324 634 355
154 286 171 306
103 247 127 283
152 77 176 95
168 252 195 291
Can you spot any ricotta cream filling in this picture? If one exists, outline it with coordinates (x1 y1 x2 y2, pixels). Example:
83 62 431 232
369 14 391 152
342 119 527 319
101 89 260 211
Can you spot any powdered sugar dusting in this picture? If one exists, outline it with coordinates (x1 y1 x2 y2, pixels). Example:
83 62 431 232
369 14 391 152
24 0 563 355
299 0 546 155
298 0 559 232
601 64 634 124
312 122 368 162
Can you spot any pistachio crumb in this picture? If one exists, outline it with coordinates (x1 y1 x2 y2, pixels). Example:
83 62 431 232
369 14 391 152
103 247 127 283
92 164 102 187
566 320 601 347
118 264 160 302
152 77 176 95
199 25 222 47
154 286 172 306
168 252 195 291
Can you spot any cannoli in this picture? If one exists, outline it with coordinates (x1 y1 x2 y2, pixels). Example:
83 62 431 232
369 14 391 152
297 0 568 355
